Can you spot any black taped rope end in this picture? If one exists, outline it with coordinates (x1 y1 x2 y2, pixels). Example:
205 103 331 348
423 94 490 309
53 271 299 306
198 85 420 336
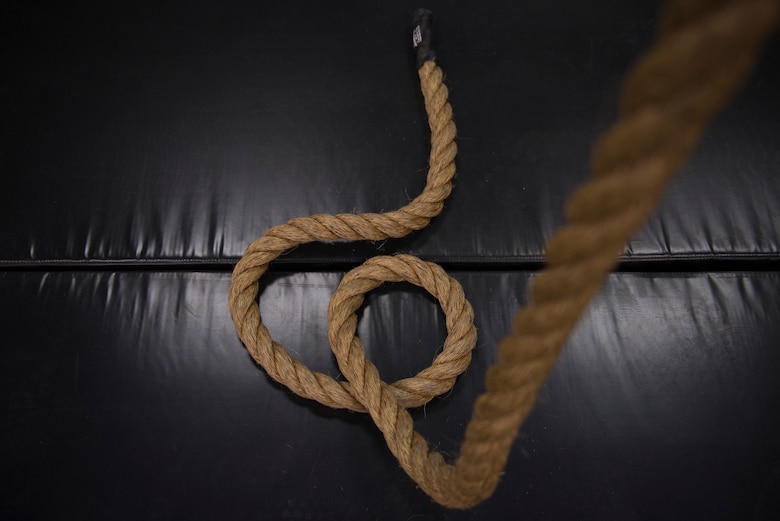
413 8 437 69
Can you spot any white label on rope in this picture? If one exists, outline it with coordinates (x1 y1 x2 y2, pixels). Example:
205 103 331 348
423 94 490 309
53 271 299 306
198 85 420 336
413 25 422 48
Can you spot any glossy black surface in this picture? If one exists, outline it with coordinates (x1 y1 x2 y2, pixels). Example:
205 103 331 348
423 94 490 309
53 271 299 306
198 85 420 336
2 271 779 520
3 2 780 520
2 2 779 266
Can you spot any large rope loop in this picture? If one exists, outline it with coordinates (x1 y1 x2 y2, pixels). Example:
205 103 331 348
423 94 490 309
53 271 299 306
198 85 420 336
229 0 778 508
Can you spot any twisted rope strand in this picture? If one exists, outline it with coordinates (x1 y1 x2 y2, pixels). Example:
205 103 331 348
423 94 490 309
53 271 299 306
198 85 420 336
230 0 778 509
229 61 468 413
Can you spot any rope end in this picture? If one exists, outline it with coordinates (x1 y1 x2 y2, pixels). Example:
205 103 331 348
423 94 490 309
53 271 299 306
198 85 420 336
413 8 437 69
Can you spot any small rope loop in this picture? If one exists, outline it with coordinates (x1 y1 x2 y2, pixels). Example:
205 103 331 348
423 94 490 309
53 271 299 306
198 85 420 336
328 254 478 408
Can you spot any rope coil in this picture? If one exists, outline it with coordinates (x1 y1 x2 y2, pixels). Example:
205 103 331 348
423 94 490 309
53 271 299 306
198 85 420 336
229 0 778 508
229 60 458 413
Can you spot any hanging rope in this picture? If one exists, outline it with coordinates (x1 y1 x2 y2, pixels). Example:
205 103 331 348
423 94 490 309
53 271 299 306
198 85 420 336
229 0 778 509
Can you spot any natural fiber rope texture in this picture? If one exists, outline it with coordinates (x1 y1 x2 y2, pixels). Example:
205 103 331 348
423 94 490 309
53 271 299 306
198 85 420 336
229 60 461 413
327 253 478 408
230 0 779 509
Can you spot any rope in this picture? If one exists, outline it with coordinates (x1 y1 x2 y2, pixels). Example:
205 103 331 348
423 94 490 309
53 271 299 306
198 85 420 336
229 58 463 413
229 0 778 509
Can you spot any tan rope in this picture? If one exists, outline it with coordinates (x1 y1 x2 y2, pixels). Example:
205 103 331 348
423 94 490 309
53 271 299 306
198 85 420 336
229 60 463 413
230 0 778 509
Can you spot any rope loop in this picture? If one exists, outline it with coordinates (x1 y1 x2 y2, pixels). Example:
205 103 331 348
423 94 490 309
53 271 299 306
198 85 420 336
229 0 778 508
228 60 459 413
327 254 477 411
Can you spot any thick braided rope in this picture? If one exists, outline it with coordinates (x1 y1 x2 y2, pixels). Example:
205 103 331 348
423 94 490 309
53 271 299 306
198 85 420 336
228 60 467 413
325 0 779 509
